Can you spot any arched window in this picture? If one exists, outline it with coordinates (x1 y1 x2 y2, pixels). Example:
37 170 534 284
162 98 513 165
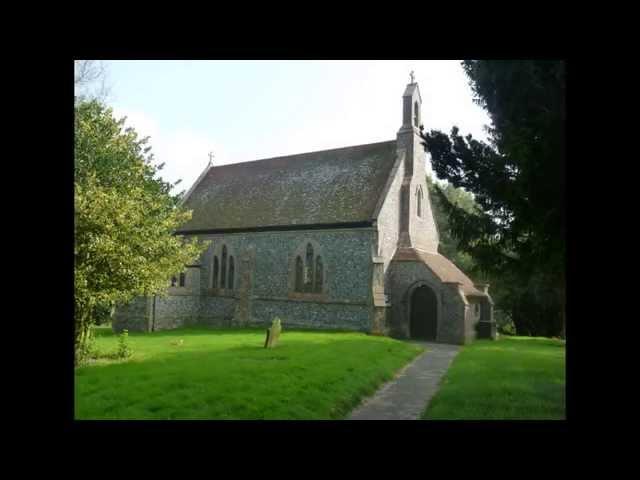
212 256 219 288
179 272 186 287
304 243 314 293
228 256 235 290
414 101 420 127
295 256 304 292
221 245 227 288
212 244 236 292
293 242 325 295
314 256 323 293
416 186 423 218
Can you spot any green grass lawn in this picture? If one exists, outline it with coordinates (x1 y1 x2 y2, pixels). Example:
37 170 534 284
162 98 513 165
422 336 565 420
75 326 423 420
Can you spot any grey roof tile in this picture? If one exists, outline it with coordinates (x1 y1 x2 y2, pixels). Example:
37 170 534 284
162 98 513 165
179 140 397 232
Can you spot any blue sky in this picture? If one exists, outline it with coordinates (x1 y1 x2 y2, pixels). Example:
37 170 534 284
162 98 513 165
94 60 492 194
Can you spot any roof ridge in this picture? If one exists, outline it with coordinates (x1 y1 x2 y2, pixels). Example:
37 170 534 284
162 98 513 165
209 139 396 170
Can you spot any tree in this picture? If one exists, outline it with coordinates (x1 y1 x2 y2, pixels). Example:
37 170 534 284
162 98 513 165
74 60 111 103
430 171 565 337
74 100 209 364
426 175 477 274
427 175 521 335
420 60 565 337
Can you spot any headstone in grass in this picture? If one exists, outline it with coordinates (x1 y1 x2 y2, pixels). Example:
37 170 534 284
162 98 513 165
264 318 282 348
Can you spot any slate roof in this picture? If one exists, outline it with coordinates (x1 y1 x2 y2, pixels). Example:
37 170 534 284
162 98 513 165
177 140 398 232
392 248 485 297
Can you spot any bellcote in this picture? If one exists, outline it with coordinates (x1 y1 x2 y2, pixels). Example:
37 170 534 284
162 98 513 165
396 76 425 177
395 74 438 252
400 81 422 131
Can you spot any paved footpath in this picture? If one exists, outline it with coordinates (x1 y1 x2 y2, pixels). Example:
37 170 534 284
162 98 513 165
348 341 460 420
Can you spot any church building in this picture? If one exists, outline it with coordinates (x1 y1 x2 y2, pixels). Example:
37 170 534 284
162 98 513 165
113 78 497 344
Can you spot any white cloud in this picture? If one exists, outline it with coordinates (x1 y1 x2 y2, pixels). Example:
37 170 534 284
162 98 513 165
112 108 160 141
112 107 231 194
110 61 492 195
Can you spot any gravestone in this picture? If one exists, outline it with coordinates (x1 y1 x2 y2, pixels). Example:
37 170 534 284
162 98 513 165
264 318 282 348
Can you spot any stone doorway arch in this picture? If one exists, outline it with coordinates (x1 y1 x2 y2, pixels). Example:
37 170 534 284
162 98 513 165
409 284 438 340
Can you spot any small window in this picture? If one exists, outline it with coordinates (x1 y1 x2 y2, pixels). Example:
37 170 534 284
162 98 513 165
213 244 236 292
212 256 219 288
221 245 227 288
295 256 304 292
179 272 186 287
292 242 326 295
416 186 423 218
414 101 420 127
314 256 323 293
304 243 314 293
171 276 177 287
228 256 235 290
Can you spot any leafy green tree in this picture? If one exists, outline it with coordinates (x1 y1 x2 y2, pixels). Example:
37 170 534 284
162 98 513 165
427 175 477 274
421 60 565 337
74 100 209 364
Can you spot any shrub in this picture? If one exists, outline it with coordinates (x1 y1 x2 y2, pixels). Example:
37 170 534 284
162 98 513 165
117 329 133 359
494 309 516 335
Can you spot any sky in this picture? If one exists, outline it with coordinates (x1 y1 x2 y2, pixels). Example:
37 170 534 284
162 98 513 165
91 60 492 194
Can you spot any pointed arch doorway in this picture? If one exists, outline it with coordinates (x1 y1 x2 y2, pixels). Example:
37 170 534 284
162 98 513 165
410 284 438 340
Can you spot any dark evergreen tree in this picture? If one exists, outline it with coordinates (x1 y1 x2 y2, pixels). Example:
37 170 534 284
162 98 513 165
421 60 565 337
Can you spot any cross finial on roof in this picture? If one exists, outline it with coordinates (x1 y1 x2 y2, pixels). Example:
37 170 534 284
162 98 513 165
208 151 214 166
410 70 415 83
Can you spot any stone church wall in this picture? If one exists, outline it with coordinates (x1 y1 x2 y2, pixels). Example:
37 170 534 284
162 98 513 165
410 174 440 253
113 228 376 333
199 296 236 327
464 298 483 343
113 296 150 332
375 156 404 273
439 283 468 345
197 228 374 301
251 300 370 331
196 228 375 330
153 295 201 330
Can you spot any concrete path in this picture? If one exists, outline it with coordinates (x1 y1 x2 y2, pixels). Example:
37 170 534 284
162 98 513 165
348 341 460 420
